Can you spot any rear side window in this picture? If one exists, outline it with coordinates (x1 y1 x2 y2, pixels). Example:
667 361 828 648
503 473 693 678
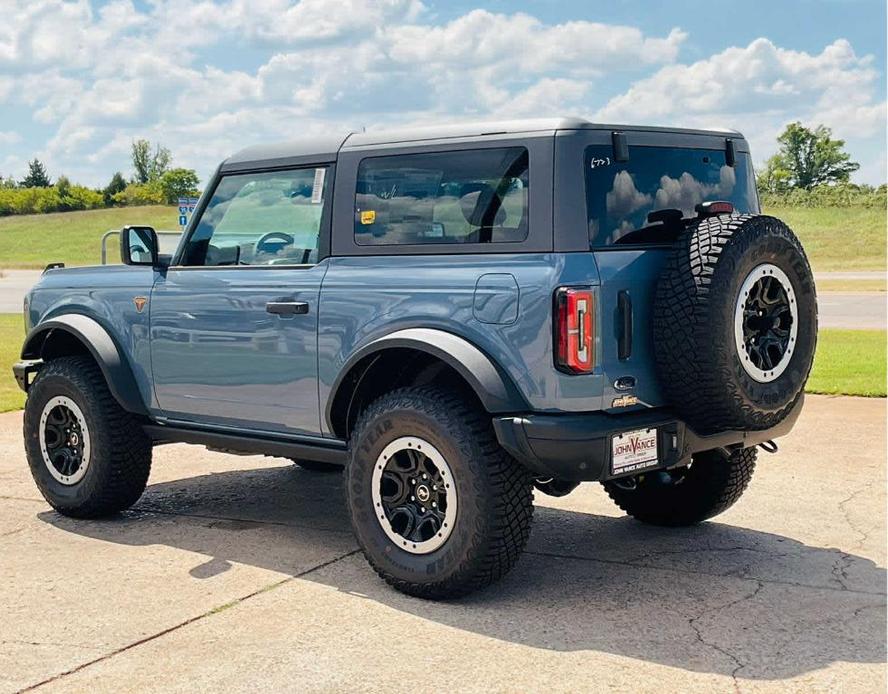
354 147 529 245
585 145 757 246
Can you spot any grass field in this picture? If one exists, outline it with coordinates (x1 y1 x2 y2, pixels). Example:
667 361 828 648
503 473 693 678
0 314 25 412
763 205 886 272
815 279 886 293
0 316 883 413
0 205 177 268
807 329 887 397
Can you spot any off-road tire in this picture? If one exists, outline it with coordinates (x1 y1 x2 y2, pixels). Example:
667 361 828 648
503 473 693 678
291 459 342 473
654 214 817 433
603 447 757 526
346 387 534 599
23 356 152 518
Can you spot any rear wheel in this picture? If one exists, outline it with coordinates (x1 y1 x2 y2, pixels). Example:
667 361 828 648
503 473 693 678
346 387 534 599
602 447 757 526
23 356 152 518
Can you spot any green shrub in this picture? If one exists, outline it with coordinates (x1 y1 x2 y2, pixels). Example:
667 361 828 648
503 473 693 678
112 181 166 206
760 184 886 209
0 185 104 215
64 185 104 210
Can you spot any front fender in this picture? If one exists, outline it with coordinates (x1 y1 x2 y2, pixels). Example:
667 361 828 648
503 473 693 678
21 314 147 415
325 327 528 432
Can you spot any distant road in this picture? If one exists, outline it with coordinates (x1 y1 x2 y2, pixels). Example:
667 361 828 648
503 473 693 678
1 269 885 329
0 270 37 313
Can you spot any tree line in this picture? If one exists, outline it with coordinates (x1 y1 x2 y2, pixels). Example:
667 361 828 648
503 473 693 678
0 139 200 216
0 124 884 217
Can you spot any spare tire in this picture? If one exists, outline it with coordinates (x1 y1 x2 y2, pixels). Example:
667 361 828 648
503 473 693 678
653 214 817 434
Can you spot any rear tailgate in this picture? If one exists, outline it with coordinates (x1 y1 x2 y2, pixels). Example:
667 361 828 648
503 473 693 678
594 248 670 411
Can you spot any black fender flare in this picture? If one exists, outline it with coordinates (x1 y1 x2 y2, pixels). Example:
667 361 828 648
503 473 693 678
21 314 148 415
326 328 527 433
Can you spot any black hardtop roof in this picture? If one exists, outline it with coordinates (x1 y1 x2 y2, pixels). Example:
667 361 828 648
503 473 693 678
221 117 745 171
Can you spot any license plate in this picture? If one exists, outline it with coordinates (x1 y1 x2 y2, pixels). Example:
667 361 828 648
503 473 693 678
611 427 658 475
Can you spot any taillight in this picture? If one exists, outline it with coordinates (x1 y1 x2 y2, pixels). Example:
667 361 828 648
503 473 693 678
554 287 596 374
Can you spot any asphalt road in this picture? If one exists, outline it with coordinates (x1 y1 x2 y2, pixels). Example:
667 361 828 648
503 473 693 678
1 269 885 328
1 394 885 693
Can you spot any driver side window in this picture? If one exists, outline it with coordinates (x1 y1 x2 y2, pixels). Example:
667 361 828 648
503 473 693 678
180 167 327 266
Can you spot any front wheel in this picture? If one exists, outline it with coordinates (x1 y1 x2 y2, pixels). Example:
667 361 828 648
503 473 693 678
602 447 757 526
23 356 152 518
346 387 534 599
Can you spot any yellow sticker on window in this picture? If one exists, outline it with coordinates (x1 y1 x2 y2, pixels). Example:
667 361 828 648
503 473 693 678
360 210 376 225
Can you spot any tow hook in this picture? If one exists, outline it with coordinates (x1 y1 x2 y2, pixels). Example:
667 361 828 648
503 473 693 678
758 440 779 454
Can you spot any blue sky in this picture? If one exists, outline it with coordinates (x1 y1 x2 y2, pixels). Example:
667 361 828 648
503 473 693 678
1 0 885 187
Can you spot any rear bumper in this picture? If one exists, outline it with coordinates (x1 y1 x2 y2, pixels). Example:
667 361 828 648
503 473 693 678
493 395 804 482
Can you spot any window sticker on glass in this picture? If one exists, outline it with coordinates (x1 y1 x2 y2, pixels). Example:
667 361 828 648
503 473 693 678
311 167 326 204
589 156 611 169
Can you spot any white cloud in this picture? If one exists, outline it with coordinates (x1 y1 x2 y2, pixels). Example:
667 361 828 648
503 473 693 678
0 130 21 145
0 2 883 186
653 166 736 216
595 38 886 178
606 171 652 218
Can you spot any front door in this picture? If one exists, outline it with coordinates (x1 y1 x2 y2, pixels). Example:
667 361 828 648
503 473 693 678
150 165 331 435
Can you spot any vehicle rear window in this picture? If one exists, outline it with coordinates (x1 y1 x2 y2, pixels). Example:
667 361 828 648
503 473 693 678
585 145 757 246
355 147 529 246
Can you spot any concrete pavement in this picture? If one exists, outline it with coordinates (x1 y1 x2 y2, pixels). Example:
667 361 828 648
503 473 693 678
1 394 885 693
817 292 887 330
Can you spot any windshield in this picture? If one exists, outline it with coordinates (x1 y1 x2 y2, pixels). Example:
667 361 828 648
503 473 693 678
585 145 757 246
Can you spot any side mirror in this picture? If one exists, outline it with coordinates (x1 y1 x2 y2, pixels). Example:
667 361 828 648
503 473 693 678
120 225 159 266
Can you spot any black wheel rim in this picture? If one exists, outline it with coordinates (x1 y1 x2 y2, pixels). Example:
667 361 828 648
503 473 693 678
741 274 793 372
39 396 91 485
44 404 85 478
381 449 449 542
734 263 798 382
372 436 457 554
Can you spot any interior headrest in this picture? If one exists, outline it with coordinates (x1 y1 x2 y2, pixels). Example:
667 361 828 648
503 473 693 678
459 183 506 226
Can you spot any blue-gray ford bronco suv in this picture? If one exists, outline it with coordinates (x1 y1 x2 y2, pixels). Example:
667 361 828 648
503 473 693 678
15 118 817 599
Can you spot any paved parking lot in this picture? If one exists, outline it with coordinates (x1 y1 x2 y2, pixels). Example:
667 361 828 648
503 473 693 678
1 394 885 693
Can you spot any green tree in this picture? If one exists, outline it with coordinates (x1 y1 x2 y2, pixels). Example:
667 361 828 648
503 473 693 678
20 158 51 188
756 155 792 194
103 171 127 205
770 122 859 190
159 168 200 204
131 139 172 183
55 175 71 196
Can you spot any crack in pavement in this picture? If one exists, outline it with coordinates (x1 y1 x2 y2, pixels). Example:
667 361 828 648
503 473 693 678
830 479 881 591
838 479 877 549
16 548 361 693
525 550 885 597
687 580 765 694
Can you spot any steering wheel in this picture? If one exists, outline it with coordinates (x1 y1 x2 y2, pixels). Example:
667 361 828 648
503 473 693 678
255 231 294 254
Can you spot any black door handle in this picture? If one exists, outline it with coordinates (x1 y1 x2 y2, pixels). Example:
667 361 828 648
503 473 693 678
266 301 309 316
617 290 632 360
